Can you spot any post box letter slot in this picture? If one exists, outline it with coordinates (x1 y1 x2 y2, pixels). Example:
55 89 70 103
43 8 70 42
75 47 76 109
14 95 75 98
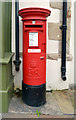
25 25 43 28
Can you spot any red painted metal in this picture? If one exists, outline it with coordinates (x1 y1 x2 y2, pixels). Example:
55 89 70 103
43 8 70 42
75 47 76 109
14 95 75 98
19 7 51 86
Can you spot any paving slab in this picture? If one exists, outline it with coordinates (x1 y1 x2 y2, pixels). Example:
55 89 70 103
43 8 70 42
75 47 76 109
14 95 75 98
8 92 63 116
68 90 75 107
53 91 74 114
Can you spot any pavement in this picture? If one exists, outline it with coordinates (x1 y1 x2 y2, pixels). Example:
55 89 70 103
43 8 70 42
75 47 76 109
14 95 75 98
7 90 75 118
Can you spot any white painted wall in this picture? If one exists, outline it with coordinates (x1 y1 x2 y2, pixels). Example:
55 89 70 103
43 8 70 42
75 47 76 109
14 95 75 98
69 1 74 84
12 0 74 90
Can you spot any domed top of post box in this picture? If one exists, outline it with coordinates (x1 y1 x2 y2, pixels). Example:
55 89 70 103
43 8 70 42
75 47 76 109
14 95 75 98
19 7 51 21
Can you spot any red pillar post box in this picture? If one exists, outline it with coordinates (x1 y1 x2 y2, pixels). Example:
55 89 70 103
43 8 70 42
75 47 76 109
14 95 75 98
19 7 51 106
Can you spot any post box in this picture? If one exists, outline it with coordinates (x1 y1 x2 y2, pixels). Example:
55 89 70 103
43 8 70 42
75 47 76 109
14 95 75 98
19 7 51 106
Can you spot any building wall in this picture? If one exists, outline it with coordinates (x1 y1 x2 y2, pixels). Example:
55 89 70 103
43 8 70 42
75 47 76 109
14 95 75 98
12 0 74 90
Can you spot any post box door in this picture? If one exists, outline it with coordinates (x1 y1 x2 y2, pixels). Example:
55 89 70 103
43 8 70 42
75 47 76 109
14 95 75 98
23 24 46 86
23 54 46 86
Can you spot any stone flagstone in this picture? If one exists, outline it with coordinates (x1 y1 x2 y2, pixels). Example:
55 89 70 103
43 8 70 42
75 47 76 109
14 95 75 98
53 91 74 114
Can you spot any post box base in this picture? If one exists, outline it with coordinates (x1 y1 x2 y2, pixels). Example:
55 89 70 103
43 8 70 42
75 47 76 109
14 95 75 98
22 81 46 107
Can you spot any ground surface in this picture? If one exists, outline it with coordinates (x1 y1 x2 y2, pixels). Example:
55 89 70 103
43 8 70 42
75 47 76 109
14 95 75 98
8 90 75 118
